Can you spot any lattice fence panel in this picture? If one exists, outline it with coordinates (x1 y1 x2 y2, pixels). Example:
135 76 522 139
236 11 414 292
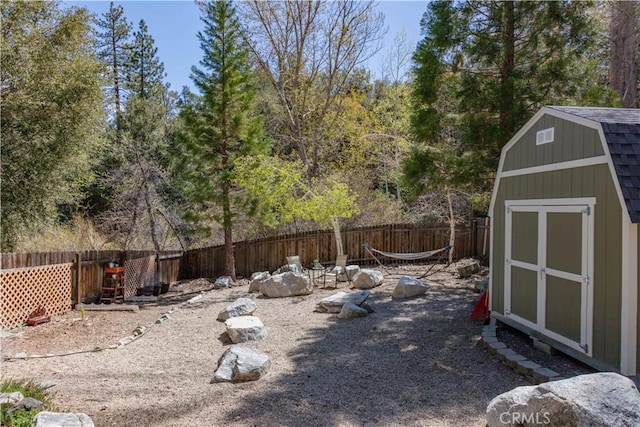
0 263 72 329
124 256 155 296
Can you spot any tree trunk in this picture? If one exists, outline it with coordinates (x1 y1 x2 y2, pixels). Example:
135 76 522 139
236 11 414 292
447 188 455 264
222 186 236 281
610 1 639 108
332 218 344 256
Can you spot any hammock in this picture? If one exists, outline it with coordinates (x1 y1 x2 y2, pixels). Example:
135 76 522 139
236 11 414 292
362 243 451 261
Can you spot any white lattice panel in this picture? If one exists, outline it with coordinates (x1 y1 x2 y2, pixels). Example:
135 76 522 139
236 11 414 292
0 263 72 329
124 256 155 296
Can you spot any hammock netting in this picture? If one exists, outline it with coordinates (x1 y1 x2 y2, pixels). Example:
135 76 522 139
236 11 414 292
362 243 451 261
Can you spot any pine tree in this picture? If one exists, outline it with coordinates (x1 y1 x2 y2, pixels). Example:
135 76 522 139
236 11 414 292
178 0 268 279
95 1 131 128
125 19 167 101
405 0 597 196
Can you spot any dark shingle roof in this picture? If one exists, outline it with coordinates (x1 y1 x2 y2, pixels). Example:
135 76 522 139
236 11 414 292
548 106 640 124
548 106 640 223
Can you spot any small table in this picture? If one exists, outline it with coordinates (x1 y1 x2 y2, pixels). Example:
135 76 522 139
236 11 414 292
309 266 326 287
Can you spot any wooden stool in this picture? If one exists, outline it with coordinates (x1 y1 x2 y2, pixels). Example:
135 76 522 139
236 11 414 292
100 266 125 304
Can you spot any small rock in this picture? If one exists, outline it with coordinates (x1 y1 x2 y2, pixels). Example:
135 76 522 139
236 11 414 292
7 397 44 414
338 302 369 319
212 345 270 383
33 411 95 427
225 316 267 343
0 392 24 405
217 298 258 321
214 276 234 289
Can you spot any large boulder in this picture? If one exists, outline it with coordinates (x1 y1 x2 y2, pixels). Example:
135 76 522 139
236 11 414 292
224 316 267 343
392 276 430 298
351 269 384 289
217 298 258 321
260 272 313 297
248 271 270 293
33 412 95 427
342 265 360 282
316 291 371 313
486 372 640 427
212 345 271 383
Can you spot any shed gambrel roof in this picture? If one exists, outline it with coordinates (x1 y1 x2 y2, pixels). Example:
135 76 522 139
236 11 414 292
548 106 640 223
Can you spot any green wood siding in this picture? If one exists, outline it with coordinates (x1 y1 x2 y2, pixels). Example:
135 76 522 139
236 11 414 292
547 212 582 275
512 212 538 264
546 275 582 342
491 163 622 369
502 115 604 172
511 266 537 323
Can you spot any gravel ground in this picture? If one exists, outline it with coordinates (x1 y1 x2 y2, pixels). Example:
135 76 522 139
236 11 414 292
2 263 538 426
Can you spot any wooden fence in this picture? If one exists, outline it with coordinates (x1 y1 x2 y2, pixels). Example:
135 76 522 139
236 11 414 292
182 220 491 280
1 250 182 305
0 220 490 328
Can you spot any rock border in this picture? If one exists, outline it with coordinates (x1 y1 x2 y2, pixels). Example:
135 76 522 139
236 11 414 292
481 323 563 384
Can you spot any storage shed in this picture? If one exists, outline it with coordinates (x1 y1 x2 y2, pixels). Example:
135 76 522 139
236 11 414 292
489 106 640 376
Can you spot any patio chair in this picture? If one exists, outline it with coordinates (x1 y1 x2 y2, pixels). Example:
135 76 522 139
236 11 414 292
323 254 350 288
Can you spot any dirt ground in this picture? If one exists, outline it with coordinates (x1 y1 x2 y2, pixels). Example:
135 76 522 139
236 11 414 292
0 262 592 426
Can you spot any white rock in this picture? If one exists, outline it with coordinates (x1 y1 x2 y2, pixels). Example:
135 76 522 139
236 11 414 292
316 291 370 313
212 345 270 383
248 271 270 293
0 392 24 405
225 316 267 343
33 411 95 427
217 298 257 321
351 269 384 289
338 302 369 319
392 276 430 298
260 272 313 297
343 265 360 281
486 372 640 427
214 276 234 289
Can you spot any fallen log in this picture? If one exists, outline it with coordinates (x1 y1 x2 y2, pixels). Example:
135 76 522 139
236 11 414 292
80 304 139 312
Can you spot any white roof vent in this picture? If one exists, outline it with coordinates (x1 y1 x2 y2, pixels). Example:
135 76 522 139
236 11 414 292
536 127 554 145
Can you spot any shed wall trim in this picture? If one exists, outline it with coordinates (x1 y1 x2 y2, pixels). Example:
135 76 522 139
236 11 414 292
499 156 608 178
621 222 638 376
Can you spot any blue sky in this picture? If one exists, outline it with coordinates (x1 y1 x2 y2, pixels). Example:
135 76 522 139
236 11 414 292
64 1 428 92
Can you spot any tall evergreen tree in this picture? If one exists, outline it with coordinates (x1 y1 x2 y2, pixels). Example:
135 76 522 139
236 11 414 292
125 19 167 101
405 0 597 196
1 1 103 250
610 1 639 108
178 0 268 279
95 1 131 130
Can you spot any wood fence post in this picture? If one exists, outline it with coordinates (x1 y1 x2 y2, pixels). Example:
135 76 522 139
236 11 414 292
471 218 478 258
74 252 81 307
482 217 490 257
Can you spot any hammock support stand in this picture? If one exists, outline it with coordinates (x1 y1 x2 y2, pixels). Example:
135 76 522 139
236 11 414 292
362 243 452 277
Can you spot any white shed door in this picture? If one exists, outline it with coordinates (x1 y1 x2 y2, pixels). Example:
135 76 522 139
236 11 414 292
505 199 594 355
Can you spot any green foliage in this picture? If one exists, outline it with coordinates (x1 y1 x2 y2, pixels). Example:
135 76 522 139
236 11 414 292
233 155 359 228
0 379 55 427
404 0 602 201
178 0 268 225
177 0 268 273
95 1 131 117
1 1 104 250
125 19 167 100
